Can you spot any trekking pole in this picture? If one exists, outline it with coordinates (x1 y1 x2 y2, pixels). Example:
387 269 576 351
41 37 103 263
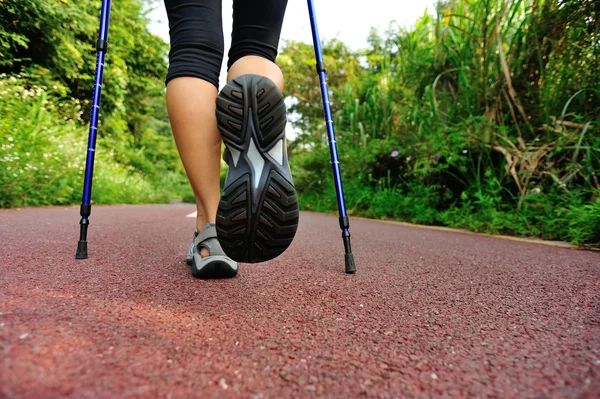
75 0 112 259
306 0 356 274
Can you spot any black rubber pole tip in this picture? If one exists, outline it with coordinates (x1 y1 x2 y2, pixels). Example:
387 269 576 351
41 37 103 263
345 253 356 274
76 240 88 259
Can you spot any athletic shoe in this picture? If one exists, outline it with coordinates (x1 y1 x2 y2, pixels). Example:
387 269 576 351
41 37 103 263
186 223 238 278
215 74 299 263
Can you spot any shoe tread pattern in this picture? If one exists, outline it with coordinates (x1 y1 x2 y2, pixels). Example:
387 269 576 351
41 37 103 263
216 74 298 263
216 75 286 151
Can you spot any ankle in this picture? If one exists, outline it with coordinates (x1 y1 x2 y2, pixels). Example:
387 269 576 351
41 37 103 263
195 202 217 231
196 222 216 232
196 215 215 232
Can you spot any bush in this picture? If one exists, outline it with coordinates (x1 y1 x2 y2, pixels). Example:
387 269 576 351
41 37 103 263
0 74 187 207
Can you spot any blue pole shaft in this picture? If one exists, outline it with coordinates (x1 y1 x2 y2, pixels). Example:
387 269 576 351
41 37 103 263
307 0 356 273
307 0 348 223
82 51 106 206
76 0 112 259
82 0 111 208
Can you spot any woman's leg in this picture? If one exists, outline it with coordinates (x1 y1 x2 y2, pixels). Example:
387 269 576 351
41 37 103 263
226 0 288 88
166 79 220 231
163 0 224 234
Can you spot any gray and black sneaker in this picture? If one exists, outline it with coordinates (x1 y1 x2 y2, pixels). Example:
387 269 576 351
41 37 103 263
215 74 299 263
186 223 238 278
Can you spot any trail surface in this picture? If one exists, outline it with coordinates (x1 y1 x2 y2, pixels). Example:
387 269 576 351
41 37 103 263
1 205 599 398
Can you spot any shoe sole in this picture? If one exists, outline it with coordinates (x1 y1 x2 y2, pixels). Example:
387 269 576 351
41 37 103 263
216 74 299 263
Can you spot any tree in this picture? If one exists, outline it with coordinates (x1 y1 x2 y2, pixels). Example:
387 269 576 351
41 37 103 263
279 39 362 146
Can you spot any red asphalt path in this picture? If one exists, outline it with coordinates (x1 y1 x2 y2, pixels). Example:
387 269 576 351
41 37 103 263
1 204 599 398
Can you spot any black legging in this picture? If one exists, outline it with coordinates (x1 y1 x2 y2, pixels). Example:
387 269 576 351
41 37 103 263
164 0 288 88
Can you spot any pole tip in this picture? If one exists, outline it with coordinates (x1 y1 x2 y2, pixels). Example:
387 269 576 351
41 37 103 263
345 253 356 274
76 240 88 259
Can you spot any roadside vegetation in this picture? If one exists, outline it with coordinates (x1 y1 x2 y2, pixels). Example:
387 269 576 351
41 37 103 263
0 0 188 207
282 0 599 246
1 0 598 245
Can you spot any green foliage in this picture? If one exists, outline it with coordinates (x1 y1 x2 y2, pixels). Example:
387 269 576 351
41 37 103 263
0 76 186 207
1 0 168 124
0 0 193 207
283 0 600 246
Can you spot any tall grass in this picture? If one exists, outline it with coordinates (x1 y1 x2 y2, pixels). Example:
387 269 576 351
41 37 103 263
288 0 600 245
